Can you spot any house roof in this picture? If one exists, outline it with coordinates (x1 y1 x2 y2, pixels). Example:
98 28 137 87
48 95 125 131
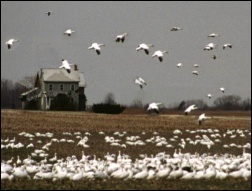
41 66 86 87
41 68 80 82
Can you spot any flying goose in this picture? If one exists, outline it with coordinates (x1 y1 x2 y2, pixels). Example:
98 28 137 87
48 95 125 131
211 55 218 60
192 70 199 75
208 33 219 38
5 39 19 49
223 44 232 49
46 11 53 16
184 104 198 115
136 43 154 55
177 63 183 68
59 59 72 73
135 77 147 89
115 33 128 43
171 27 183 31
219 87 225 93
64 29 75 36
147 103 163 114
198 113 211 125
152 50 168 62
207 94 212 99
88 42 105 55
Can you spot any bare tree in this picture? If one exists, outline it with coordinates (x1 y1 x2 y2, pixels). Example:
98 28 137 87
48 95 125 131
213 95 241 110
104 92 116 105
130 98 143 108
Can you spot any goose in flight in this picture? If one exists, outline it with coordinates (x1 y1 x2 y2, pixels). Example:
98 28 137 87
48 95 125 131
198 113 211 125
59 59 72 73
207 94 212 99
223 44 232 49
152 50 168 62
147 103 163 114
64 29 75 36
184 104 198 115
204 43 218 50
6 39 18 49
219 87 225 93
136 43 154 55
211 55 218 60
46 11 53 16
115 33 128 43
192 70 199 75
193 64 200 68
135 77 147 89
208 33 219 38
171 27 183 31
177 63 183 68
88 42 105 55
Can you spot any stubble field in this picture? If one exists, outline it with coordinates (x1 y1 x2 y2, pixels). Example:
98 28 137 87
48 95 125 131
1 109 251 190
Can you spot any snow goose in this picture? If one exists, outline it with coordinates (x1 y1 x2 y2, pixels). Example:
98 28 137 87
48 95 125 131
152 50 168 62
211 55 218 60
177 63 183 68
184 104 198 115
88 42 105 55
115 33 128 43
204 43 217 50
207 94 212 99
192 70 199 75
59 59 72 73
147 102 163 114
223 43 232 49
136 43 154 55
208 33 219 38
46 11 53 16
5 39 18 49
219 87 225 93
64 29 75 36
198 113 211 125
135 77 147 89
171 27 183 31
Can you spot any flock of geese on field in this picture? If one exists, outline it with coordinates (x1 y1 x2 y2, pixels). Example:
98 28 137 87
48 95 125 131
1 128 251 181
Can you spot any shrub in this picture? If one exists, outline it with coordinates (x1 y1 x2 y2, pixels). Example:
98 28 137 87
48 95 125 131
92 103 126 114
50 93 75 111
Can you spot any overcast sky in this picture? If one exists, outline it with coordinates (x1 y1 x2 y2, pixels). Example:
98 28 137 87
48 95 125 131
1 1 251 107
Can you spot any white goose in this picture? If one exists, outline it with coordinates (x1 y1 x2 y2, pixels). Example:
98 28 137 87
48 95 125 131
184 104 198 115
46 11 53 16
147 102 163 114
5 39 18 49
192 70 199 75
171 27 183 31
223 43 232 49
219 87 225 93
64 29 75 36
59 59 72 73
207 94 212 99
208 33 219 38
152 50 168 62
177 63 183 68
135 77 147 89
115 33 128 43
136 43 154 55
198 113 211 125
88 42 105 55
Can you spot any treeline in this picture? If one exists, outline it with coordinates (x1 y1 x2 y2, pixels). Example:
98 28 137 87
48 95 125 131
1 78 251 111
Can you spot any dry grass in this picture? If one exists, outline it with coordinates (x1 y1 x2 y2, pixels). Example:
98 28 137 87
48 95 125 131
1 109 251 190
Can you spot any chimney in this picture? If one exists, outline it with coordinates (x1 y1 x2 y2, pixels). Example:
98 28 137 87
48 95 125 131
74 64 78 71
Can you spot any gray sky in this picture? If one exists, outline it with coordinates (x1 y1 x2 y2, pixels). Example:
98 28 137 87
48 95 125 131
1 1 251 107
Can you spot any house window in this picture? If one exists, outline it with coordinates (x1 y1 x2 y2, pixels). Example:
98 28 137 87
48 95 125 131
49 84 53 91
70 84 75 91
60 84 64 91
